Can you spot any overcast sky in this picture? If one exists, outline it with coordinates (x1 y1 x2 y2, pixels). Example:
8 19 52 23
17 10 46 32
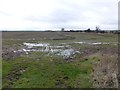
0 0 118 30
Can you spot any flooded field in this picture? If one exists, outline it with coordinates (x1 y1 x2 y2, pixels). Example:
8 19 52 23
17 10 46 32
2 31 119 88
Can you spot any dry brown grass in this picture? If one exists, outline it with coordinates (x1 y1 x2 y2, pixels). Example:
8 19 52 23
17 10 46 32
92 53 118 88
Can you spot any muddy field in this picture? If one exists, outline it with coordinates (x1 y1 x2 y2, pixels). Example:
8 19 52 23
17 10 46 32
2 31 119 88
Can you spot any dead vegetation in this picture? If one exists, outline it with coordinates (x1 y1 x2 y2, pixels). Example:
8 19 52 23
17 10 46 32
92 53 118 88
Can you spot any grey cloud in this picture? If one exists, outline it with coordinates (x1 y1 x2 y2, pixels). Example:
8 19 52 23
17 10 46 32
25 16 50 22
102 20 118 25
49 8 81 23
24 0 118 30
25 8 82 23
25 2 88 24
0 11 11 16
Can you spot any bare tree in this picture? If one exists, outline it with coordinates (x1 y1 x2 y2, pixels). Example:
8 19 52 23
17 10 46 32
61 28 65 32
95 26 101 32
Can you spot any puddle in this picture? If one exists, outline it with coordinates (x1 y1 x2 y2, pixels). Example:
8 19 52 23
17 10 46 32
60 43 67 45
49 46 65 48
57 49 75 59
23 42 49 48
13 42 79 59
74 42 117 45
13 41 117 59
89 42 102 45
74 42 85 44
